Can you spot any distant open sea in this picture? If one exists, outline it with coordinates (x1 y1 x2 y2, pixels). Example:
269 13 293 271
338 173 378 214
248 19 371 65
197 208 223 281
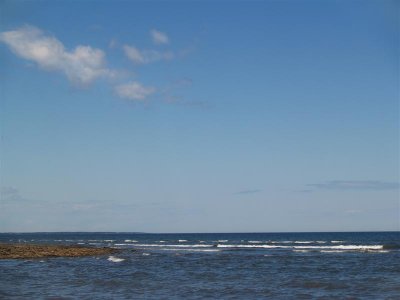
1 231 399 299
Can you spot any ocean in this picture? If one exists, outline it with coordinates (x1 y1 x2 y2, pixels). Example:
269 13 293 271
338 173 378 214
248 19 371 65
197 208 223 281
1 231 399 299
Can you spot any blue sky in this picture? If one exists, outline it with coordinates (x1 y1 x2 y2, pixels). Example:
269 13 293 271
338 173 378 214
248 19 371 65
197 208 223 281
0 0 398 232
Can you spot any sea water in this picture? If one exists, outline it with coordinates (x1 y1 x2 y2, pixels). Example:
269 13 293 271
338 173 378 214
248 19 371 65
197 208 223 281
1 231 399 299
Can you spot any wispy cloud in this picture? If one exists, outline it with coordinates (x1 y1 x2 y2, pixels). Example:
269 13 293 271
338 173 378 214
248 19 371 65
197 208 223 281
0 25 114 86
160 77 210 108
1 186 27 203
164 96 212 109
307 180 399 191
150 29 169 45
109 38 118 49
234 189 262 195
123 45 173 65
115 81 156 101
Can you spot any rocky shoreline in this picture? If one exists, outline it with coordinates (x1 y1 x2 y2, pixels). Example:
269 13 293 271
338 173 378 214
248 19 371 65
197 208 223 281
0 243 118 259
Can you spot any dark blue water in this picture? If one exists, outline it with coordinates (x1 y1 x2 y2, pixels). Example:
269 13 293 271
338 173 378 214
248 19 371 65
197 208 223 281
1 232 399 299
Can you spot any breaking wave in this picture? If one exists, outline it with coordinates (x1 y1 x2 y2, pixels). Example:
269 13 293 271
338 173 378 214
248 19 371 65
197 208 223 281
107 256 125 263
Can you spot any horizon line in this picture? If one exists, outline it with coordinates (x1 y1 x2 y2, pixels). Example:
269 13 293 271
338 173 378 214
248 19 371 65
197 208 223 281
0 230 398 234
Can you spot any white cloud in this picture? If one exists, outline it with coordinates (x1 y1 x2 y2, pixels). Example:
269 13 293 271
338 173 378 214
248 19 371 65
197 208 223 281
115 81 156 101
0 25 113 86
150 29 169 45
123 45 173 65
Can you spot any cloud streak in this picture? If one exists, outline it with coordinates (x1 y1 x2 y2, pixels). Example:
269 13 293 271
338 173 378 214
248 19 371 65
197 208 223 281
234 189 262 195
0 26 114 86
150 29 169 45
1 187 27 203
115 81 156 101
307 180 399 191
123 45 173 65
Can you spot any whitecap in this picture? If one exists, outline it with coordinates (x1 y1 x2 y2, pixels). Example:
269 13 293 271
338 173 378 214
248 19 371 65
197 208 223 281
108 256 125 263
124 240 138 243
214 244 384 251
217 244 288 249
331 241 345 243
294 245 383 251
248 241 262 243
161 248 220 252
142 253 150 256
178 240 188 242
218 240 228 242
134 244 212 248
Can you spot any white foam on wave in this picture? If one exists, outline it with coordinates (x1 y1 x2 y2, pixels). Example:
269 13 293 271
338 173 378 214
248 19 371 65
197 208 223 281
295 245 383 250
161 248 220 252
104 240 115 242
108 256 125 263
124 240 137 243
134 244 212 248
217 244 284 249
294 240 329 244
218 240 228 242
248 241 262 243
178 240 188 242
321 249 389 253
331 241 345 243
216 244 384 251
142 253 150 256
294 241 313 244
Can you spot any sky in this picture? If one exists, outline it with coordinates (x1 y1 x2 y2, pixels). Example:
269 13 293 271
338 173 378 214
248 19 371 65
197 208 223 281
0 0 399 233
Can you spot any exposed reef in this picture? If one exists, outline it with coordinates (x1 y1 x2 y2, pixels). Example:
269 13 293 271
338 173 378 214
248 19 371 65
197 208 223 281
0 243 118 259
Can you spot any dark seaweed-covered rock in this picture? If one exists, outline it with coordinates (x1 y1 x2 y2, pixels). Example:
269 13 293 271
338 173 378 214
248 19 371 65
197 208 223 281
0 244 118 259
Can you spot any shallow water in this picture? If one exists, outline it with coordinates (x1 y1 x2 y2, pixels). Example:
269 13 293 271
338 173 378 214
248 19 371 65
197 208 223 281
1 232 399 299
